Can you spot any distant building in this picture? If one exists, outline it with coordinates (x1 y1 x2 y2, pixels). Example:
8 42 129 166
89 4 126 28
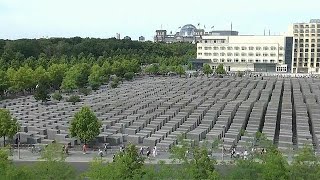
123 36 131 40
290 19 320 74
197 35 291 73
139 36 145 42
154 24 238 43
116 33 120 40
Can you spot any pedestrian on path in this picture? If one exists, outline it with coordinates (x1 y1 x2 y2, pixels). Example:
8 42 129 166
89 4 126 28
83 144 87 154
139 147 144 155
98 149 103 157
104 144 108 154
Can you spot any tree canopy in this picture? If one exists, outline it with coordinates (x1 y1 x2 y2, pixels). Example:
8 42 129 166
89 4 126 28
69 106 102 144
0 108 19 146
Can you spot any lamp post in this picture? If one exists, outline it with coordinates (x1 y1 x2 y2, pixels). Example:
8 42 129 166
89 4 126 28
222 125 226 162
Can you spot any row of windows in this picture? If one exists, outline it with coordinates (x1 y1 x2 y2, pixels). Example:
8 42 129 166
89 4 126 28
199 46 282 51
293 63 320 68
211 58 278 63
276 67 287 72
294 24 320 28
294 29 320 33
199 52 282 57
294 44 319 48
294 39 320 43
294 33 320 37
293 52 320 57
293 58 320 62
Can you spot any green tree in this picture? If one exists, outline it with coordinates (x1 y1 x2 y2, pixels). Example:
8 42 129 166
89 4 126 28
175 65 185 77
69 106 102 144
159 64 168 75
187 62 193 70
0 109 19 147
203 64 213 77
0 70 9 98
60 66 78 92
47 63 68 90
88 64 104 90
34 72 51 103
169 136 219 179
67 95 81 105
215 64 226 74
84 143 145 180
289 146 320 180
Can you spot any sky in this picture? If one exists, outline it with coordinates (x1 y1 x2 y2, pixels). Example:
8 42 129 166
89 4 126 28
0 0 319 40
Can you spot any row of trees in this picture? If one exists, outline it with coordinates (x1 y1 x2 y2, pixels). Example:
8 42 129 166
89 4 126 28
0 38 195 70
0 59 141 101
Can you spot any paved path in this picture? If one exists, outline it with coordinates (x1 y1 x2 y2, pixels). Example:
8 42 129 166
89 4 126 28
9 148 236 164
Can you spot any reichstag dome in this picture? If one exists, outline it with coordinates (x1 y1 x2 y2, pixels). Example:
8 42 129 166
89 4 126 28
179 24 197 37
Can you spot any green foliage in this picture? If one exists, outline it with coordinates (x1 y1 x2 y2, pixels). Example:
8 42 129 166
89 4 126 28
289 146 320 180
47 63 68 90
88 64 104 90
215 64 226 74
145 64 159 75
52 92 63 101
67 95 81 105
79 87 92 96
203 64 213 77
84 143 145 180
187 62 193 70
40 143 66 162
30 161 77 180
124 72 134 81
0 70 9 97
111 76 120 88
0 109 19 147
169 135 219 179
175 65 185 77
34 72 51 103
69 106 102 144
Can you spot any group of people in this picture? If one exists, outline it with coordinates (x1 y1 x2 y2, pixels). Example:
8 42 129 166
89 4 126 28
230 147 267 159
139 146 157 158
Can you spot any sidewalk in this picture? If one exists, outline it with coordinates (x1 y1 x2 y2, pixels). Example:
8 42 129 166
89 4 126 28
9 149 175 164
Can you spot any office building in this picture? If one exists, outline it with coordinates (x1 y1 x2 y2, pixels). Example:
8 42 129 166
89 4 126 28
291 19 320 74
197 35 292 72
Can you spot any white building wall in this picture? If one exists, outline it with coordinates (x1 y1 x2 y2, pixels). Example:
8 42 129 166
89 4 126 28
197 35 288 72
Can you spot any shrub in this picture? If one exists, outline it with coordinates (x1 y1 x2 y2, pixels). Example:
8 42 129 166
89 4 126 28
79 88 92 96
67 95 81 105
52 92 63 101
111 81 119 88
124 72 134 81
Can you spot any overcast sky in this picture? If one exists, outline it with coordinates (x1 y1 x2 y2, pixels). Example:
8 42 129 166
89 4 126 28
0 0 319 40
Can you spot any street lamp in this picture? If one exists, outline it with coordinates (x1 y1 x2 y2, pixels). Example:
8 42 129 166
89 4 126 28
222 125 226 161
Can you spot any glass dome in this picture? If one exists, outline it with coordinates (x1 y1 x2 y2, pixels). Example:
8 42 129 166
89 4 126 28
179 24 197 37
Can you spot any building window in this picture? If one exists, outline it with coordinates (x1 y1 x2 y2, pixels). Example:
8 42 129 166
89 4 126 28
249 53 254 56
241 59 246 62
213 47 219 50
270 53 276 57
271 46 277 50
227 59 232 62
234 53 240 56
220 59 225 63
249 46 254 50
263 53 268 57
197 53 202 55
220 53 225 56
255 59 260 63
204 47 212 50
279 47 284 50
234 46 240 50
227 47 233 50
241 46 247 50
270 59 275 63
235 59 239 62
263 46 269 50
213 53 219 56
220 47 226 50
241 53 247 56
227 53 233 56
249 59 253 63
213 59 218 62
256 53 261 56
256 46 261 50
263 59 268 63
198 47 202 50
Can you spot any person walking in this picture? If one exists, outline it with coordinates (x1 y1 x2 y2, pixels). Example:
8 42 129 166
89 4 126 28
83 144 87 154
98 149 103 158
104 144 108 155
139 147 144 155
